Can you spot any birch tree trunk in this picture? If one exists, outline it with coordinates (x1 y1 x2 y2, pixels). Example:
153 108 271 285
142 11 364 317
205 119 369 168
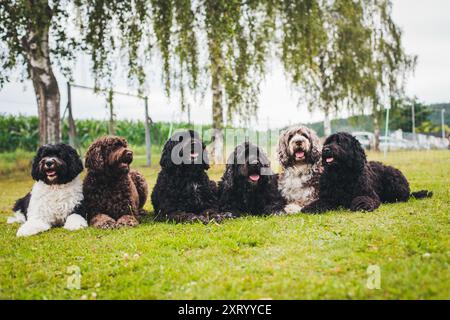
209 41 224 164
22 2 60 145
323 106 332 137
107 90 115 135
373 110 381 152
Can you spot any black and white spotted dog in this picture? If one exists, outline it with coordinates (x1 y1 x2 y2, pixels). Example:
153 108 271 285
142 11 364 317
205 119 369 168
8 144 87 237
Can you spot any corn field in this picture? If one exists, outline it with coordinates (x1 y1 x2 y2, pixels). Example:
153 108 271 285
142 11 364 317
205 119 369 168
0 114 202 152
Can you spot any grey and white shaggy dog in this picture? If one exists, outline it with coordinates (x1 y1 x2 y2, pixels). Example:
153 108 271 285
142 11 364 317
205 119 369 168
218 142 285 216
302 132 433 213
277 126 322 213
151 130 227 223
8 144 87 237
83 136 149 229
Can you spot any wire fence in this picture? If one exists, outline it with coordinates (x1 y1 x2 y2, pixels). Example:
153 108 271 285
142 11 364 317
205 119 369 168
1 82 448 156
351 129 448 151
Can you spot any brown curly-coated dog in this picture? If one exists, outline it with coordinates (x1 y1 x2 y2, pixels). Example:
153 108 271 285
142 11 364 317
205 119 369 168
83 136 149 229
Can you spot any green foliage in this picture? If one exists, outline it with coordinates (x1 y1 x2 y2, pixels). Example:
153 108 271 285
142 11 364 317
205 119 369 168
278 0 415 125
417 122 450 136
0 114 205 152
360 1 416 120
303 114 375 137
0 149 34 176
203 0 276 125
0 1 415 132
390 99 432 133
0 0 77 84
0 150 448 299
0 114 39 152
427 103 450 125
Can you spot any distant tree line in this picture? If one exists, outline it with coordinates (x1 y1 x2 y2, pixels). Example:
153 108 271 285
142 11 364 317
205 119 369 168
303 101 450 137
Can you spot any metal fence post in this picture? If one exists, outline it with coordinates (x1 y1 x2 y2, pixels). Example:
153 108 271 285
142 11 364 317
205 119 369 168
144 96 151 166
66 82 77 149
384 106 390 158
442 109 446 139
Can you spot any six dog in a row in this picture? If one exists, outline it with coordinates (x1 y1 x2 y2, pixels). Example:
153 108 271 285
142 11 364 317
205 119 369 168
8 126 432 237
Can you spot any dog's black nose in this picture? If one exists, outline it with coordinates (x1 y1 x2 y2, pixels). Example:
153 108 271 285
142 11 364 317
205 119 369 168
126 151 133 157
323 147 331 155
45 160 54 167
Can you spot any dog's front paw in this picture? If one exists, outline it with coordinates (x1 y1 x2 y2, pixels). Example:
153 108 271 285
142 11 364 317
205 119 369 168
90 214 116 229
116 215 139 228
350 196 378 212
221 212 235 219
208 211 234 223
17 220 51 237
64 214 88 231
301 200 329 214
137 209 149 216
186 213 209 224
7 211 26 224
284 203 303 214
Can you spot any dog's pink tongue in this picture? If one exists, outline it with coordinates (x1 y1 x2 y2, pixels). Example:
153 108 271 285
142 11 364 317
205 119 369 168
326 157 334 163
295 151 305 158
249 174 260 182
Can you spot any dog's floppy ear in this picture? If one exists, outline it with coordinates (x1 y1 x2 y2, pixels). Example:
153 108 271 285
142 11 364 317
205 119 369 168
256 145 275 178
85 141 104 172
308 129 322 164
222 163 235 191
31 145 46 181
257 145 272 168
259 148 270 167
160 139 176 169
221 149 238 191
277 129 291 168
202 142 210 170
63 144 83 179
349 133 366 170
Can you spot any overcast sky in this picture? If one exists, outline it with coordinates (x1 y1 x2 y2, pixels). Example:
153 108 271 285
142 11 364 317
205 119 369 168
0 0 449 129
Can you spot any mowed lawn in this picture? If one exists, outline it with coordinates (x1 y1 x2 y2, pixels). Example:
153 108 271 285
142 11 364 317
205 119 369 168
0 150 448 299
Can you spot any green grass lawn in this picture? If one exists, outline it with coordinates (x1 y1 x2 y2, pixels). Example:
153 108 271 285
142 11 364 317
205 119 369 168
0 150 448 299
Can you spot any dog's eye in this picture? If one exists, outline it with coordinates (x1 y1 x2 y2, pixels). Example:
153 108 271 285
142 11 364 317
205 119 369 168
114 141 122 148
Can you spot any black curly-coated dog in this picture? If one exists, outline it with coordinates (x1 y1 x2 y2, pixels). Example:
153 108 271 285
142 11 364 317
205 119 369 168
302 132 432 213
218 142 285 216
151 130 227 223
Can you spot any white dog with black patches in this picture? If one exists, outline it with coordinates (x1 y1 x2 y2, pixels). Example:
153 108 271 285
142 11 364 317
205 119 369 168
277 126 323 213
8 144 87 237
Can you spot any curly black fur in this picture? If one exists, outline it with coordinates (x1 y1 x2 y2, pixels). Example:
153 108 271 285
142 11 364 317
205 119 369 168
83 136 149 228
218 142 285 216
302 132 432 213
151 130 226 223
13 143 84 217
